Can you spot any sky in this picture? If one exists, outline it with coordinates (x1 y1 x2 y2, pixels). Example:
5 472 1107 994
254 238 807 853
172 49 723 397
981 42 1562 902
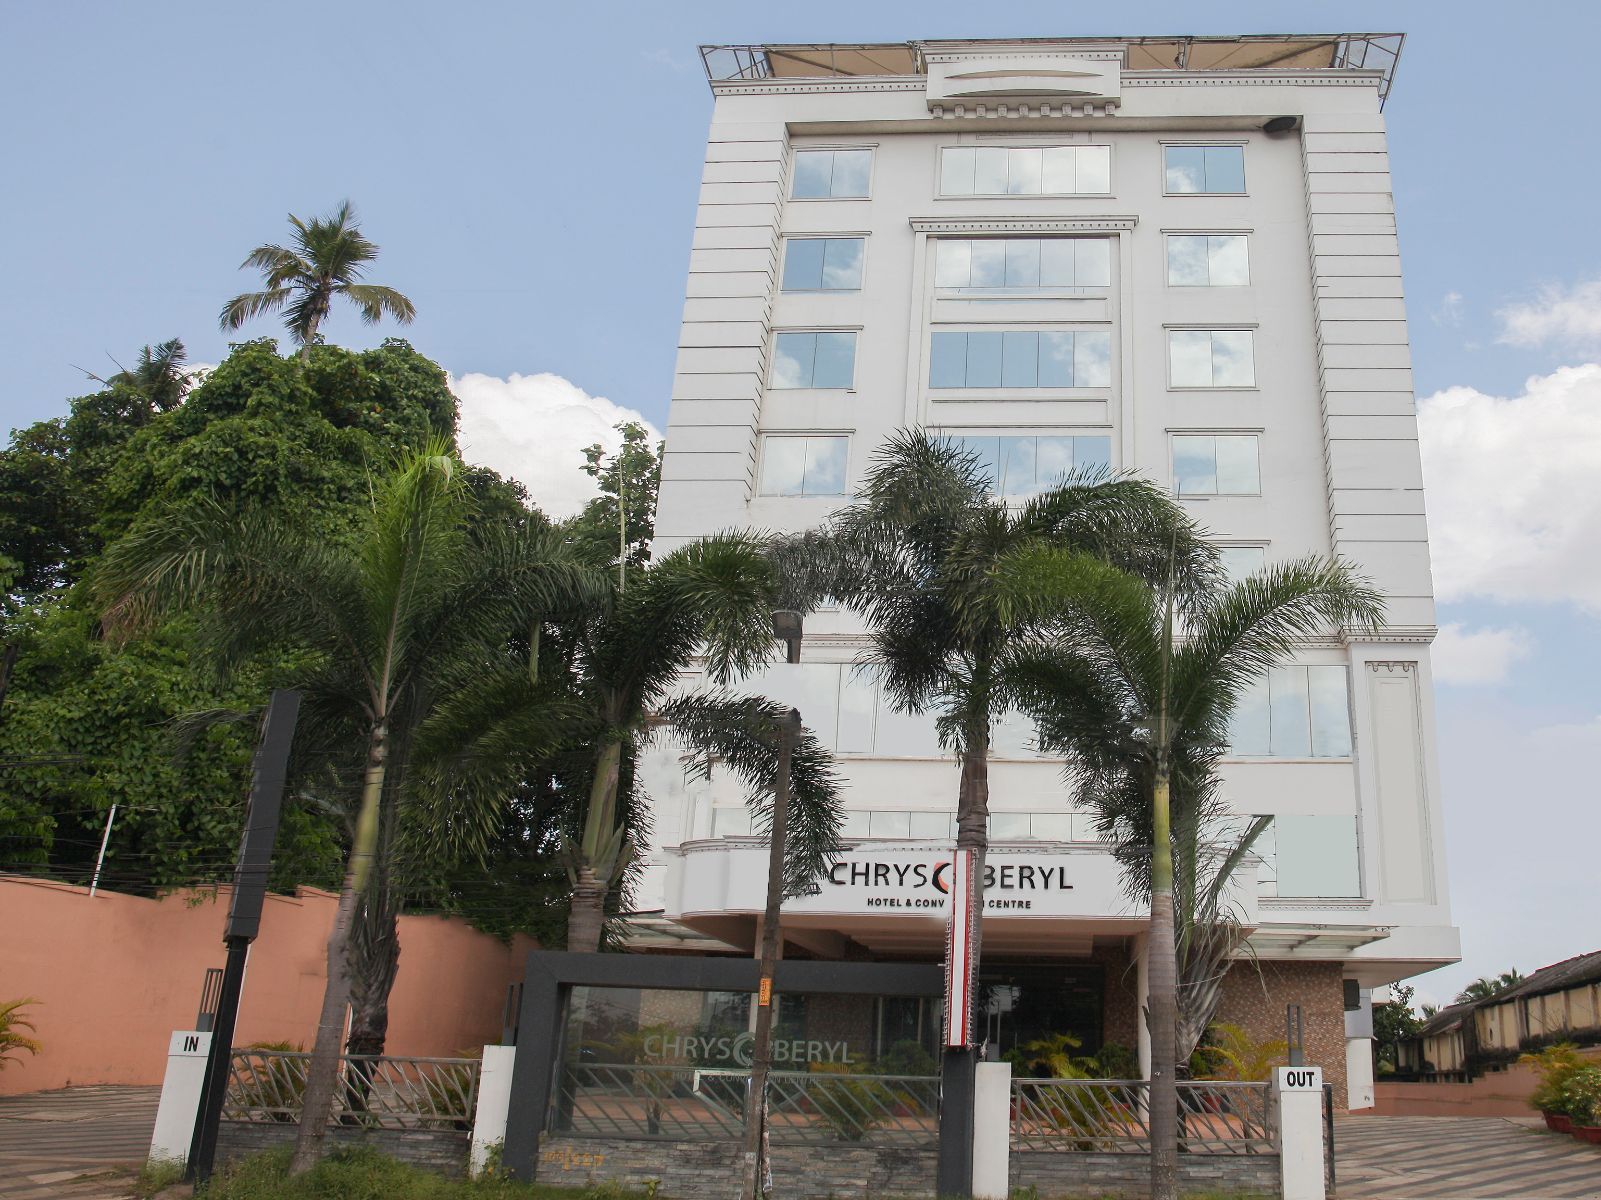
5 0 1601 1007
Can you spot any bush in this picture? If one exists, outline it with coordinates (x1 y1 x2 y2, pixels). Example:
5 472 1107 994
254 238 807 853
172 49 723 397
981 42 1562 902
0 998 42 1070
1556 1065 1601 1126
1520 1042 1587 1115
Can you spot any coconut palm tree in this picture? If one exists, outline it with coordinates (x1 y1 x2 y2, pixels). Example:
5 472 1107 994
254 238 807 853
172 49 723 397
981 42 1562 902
95 442 598 1172
794 429 1215 1186
220 201 415 356
1455 970 1526 1004
1000 549 1383 1200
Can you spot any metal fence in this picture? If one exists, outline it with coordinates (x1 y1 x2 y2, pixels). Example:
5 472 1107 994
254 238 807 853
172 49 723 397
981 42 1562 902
225 1048 481 1131
1011 1079 1273 1155
550 1063 939 1146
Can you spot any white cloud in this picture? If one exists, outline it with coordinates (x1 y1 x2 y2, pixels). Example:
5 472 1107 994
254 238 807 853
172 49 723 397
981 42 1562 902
1430 622 1533 685
450 372 661 519
1498 278 1601 350
1432 290 1464 327
1418 364 1601 609
1527 714 1601 746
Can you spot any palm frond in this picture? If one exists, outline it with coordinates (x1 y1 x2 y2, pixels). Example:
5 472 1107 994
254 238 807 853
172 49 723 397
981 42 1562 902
219 288 293 331
342 284 417 326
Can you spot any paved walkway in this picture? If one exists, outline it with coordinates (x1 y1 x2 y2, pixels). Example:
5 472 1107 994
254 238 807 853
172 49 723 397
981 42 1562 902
1337 1115 1601 1199
0 1087 158 1200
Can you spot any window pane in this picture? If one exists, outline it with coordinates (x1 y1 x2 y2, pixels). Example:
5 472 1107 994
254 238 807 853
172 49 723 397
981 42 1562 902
713 807 753 837
1215 436 1260 494
941 147 976 196
1204 146 1246 193
1209 235 1249 285
802 436 847 495
996 436 1036 496
1039 332 1074 386
930 332 967 388
1077 146 1111 193
792 151 833 199
1169 329 1213 387
991 812 1030 839
811 332 856 389
782 239 825 291
974 146 1008 194
1001 331 1038 387
953 435 999 488
771 333 815 388
1007 147 1043 195
1031 813 1073 841
837 668 877 754
1074 436 1111 473
830 149 872 197
909 811 952 841
1005 239 1041 288
1268 666 1312 757
1308 666 1353 758
821 239 864 290
936 240 971 287
1173 435 1217 496
1075 238 1111 287
1219 545 1265 584
970 240 1006 288
1035 436 1074 489
1228 676 1271 755
1166 146 1207 193
1274 816 1360 896
1039 239 1075 287
1167 235 1210 286
839 811 870 839
1041 146 1076 193
869 810 912 839
966 331 1003 387
760 437 808 495
1076 332 1112 387
1211 330 1255 386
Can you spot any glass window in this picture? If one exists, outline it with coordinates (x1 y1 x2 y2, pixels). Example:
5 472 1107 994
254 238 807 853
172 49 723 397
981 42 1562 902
781 238 864 291
839 811 870 839
1030 813 1074 841
909 811 955 840
836 669 877 754
868 810 912 839
930 331 1112 389
771 332 857 389
1228 666 1352 758
790 148 872 199
1219 545 1266 584
935 238 1112 292
712 807 753 837
1272 816 1361 897
1169 330 1256 388
1172 435 1259 496
1165 144 1246 194
942 434 1111 497
759 435 847 496
1167 235 1249 286
940 145 1111 196
991 812 1031 839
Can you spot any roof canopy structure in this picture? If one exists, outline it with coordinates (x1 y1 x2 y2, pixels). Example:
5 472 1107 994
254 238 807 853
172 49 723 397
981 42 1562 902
701 34 1405 106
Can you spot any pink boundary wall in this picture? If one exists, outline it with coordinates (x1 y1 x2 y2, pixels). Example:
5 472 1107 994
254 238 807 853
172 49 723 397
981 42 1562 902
1368 1045 1601 1118
0 876 536 1095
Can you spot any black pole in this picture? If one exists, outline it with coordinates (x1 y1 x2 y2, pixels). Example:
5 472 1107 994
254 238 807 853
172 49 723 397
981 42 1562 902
936 1046 976 1196
185 689 301 1182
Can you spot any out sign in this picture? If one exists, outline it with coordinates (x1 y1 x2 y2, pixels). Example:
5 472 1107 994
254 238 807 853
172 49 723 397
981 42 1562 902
1276 1066 1323 1090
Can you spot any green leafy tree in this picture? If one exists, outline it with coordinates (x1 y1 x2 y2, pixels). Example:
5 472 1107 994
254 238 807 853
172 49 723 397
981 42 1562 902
95 443 599 1173
1003 548 1383 1200
220 201 415 356
1455 970 1527 1005
1374 983 1425 1071
565 421 662 583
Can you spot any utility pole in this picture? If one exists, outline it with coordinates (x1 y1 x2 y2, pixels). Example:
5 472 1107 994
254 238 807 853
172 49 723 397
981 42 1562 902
186 689 301 1182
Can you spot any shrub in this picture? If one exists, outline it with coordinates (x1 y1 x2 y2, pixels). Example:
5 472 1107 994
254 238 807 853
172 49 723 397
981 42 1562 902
1194 1023 1287 1083
1519 1042 1586 1115
0 999 42 1069
1556 1065 1601 1126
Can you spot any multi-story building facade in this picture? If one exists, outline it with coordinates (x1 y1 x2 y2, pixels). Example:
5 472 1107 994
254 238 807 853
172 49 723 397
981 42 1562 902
629 35 1458 1111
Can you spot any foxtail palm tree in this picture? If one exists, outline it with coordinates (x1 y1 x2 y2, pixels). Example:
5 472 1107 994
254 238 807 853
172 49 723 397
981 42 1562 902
797 429 1215 1189
96 442 598 1172
220 201 415 356
1001 550 1383 1200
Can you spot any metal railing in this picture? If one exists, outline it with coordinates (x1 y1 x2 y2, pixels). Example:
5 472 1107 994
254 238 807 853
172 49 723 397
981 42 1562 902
225 1048 480 1130
550 1063 938 1146
1011 1079 1273 1155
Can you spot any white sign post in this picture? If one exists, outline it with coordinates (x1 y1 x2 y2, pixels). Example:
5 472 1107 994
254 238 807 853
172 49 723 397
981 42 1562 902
1273 1065 1326 1200
149 1031 212 1166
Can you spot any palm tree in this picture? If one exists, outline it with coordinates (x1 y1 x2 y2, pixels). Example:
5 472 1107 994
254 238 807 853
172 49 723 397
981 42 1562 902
220 201 415 356
1002 550 1383 1200
797 429 1214 1180
1455 970 1526 1005
96 442 598 1172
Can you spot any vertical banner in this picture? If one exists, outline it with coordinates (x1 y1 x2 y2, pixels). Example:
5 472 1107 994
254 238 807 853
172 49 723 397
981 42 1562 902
943 848 974 1048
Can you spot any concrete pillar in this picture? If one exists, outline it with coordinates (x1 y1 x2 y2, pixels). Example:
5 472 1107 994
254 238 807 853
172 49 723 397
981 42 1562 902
971 1061 1011 1200
1273 1065 1327 1200
1345 1037 1375 1110
148 1031 212 1165
470 1045 517 1177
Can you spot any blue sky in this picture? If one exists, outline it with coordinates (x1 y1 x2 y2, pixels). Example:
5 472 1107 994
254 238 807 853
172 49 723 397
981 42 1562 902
6 0 1601 1005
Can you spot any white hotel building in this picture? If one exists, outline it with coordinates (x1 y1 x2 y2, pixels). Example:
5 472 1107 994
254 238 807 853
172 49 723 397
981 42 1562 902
628 35 1458 1110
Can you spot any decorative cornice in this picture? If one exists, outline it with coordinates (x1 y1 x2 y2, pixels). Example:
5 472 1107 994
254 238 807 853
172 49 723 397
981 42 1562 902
929 102 1117 120
1123 69 1382 89
710 78 927 97
1366 660 1417 674
910 215 1138 235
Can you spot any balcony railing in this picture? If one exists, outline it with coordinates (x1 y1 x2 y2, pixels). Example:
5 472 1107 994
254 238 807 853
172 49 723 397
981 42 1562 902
1011 1079 1273 1155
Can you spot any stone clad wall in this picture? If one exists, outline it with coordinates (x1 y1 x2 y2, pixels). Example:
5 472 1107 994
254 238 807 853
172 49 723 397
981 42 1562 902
215 1122 469 1176
1217 960 1347 1109
1013 1150 1279 1197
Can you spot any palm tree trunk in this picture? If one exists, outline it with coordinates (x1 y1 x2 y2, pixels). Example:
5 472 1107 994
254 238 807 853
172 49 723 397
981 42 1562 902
1148 765 1179 1200
291 720 387 1174
954 725 991 1030
567 739 623 951
344 878 400 1118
